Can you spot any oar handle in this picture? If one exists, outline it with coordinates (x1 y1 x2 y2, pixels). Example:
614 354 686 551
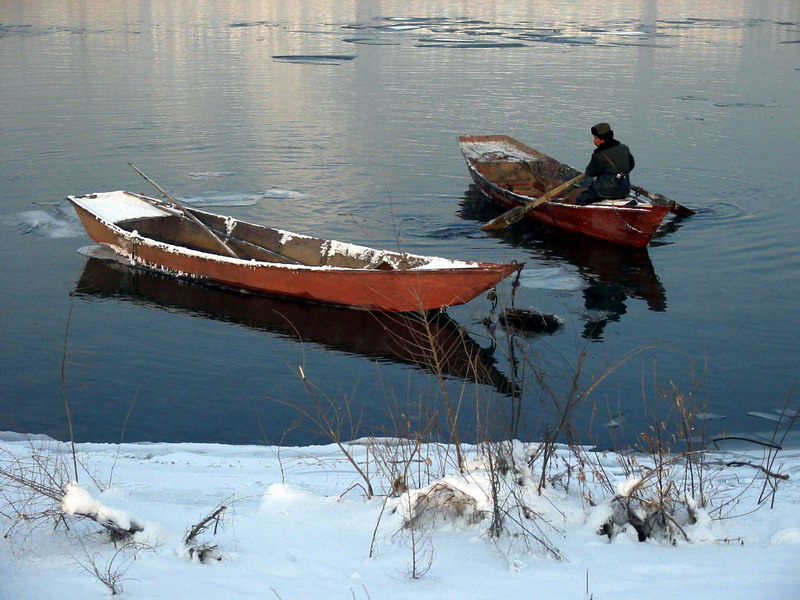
530 173 585 205
481 173 585 231
128 163 241 259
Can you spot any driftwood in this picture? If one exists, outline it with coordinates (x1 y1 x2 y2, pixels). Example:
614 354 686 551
724 461 789 480
183 503 228 563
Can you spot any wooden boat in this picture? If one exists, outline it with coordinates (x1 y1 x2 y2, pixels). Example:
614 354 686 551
457 135 671 248
74 253 516 395
67 191 522 312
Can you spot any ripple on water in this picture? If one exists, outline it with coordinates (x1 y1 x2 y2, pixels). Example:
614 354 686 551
691 201 748 223
424 224 482 239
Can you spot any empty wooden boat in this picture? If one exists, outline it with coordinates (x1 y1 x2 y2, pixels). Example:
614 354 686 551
68 191 522 312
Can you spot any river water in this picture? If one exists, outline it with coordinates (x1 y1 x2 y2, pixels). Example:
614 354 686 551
1 0 798 449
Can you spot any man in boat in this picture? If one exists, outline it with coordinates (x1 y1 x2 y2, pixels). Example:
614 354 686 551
575 122 635 206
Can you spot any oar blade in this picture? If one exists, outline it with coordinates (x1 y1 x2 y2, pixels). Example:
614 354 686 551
669 203 696 217
632 185 696 217
481 206 528 231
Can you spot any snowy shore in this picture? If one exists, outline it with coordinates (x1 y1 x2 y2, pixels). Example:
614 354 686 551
1 434 799 599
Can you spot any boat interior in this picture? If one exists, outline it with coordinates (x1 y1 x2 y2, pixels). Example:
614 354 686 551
474 159 565 198
116 209 425 270
460 135 585 202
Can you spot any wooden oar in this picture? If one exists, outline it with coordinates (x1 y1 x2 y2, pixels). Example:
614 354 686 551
204 222 304 265
481 173 585 231
128 190 304 265
128 163 241 259
631 185 696 217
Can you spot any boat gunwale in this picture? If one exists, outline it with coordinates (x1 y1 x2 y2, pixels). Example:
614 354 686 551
68 191 509 274
462 160 664 215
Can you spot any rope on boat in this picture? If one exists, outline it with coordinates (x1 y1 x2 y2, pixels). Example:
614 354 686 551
510 261 522 309
611 205 647 234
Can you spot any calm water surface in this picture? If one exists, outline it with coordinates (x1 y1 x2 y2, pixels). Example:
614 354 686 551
1 0 798 448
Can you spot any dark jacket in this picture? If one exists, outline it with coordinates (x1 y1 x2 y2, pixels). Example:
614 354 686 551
585 140 635 199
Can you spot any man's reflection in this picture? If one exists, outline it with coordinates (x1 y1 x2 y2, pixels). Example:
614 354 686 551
459 185 667 340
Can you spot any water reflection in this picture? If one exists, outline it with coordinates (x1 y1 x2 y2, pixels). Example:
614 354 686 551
72 256 515 395
648 212 693 247
458 185 667 340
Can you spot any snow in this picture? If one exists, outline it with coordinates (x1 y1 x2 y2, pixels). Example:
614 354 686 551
70 191 169 223
615 478 643 497
1 435 798 599
460 139 540 163
60 482 143 536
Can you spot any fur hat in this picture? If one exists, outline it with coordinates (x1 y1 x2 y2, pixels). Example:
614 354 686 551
591 122 614 140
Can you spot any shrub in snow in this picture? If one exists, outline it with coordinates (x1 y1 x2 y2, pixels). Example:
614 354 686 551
61 482 145 542
181 501 228 564
597 477 699 543
390 442 563 561
399 481 482 530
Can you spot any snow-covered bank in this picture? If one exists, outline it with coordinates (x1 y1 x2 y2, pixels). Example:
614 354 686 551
1 435 799 599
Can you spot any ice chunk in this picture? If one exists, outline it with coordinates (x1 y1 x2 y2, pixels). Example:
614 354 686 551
517 266 587 291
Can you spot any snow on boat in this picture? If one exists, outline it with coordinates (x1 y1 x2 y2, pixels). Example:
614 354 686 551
67 191 522 312
458 135 672 248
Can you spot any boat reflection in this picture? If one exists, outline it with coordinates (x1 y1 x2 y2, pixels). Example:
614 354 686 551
459 185 668 340
73 255 516 394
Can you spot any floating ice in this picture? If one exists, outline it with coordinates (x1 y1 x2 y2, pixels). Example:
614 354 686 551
0 23 69 37
606 414 627 429
2 206 85 238
229 21 273 28
272 55 356 65
415 40 526 49
591 30 649 36
262 189 310 199
187 171 236 180
776 407 800 419
517 266 587 291
343 37 401 45
746 411 784 422
536 35 597 45
713 102 780 108
608 40 677 48
179 192 261 207
747 408 799 422
696 412 726 421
